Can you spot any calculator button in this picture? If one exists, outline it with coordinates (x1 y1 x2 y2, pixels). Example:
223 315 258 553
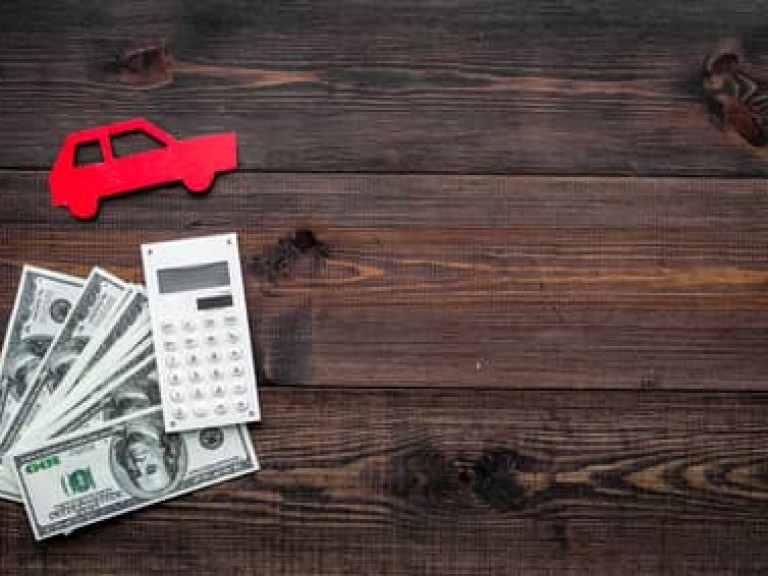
231 365 244 378
205 335 218 346
224 315 238 326
172 406 187 421
228 348 242 361
161 323 174 334
164 355 179 368
163 341 177 353
186 353 200 366
212 383 227 398
168 372 183 386
207 350 221 363
210 367 224 381
192 386 206 401
193 404 208 418
234 399 249 413
189 369 202 383
183 321 196 332
203 318 216 329
232 381 247 395
184 338 198 349
226 331 239 344
170 389 184 403
214 402 228 416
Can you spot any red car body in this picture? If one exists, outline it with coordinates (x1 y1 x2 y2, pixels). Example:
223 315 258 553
49 118 237 219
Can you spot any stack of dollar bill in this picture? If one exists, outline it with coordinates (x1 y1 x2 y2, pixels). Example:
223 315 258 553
0 266 259 540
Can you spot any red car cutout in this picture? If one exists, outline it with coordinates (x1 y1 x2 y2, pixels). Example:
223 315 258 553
49 118 237 219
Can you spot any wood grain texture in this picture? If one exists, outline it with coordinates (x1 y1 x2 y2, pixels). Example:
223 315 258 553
2 0 768 174
2 388 768 575
2 1 768 573
1 172 767 390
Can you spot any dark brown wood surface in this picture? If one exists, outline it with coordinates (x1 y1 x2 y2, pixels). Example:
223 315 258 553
2 1 768 574
2 0 768 176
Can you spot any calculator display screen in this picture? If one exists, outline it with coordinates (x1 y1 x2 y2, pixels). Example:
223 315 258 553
197 294 234 310
157 262 230 294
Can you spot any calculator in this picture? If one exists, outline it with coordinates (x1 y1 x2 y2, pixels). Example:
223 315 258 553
141 233 260 432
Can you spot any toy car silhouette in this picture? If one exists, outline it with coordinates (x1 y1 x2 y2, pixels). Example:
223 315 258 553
49 118 237 219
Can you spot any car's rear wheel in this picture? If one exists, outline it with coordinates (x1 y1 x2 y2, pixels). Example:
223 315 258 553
184 171 214 193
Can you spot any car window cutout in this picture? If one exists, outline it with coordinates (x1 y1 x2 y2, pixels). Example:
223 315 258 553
111 130 166 158
74 141 103 166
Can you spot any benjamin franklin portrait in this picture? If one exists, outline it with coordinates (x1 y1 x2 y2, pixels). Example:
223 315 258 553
109 415 187 500
3 335 53 402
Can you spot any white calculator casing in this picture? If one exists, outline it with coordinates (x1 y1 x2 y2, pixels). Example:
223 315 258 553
141 233 260 432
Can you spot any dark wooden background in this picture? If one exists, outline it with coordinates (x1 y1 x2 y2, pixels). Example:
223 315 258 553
2 1 768 574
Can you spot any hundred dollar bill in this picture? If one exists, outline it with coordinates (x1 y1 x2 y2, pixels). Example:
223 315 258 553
46 289 149 408
13 407 258 540
51 336 153 425
30 356 158 446
0 355 159 492
0 268 130 458
0 266 84 439
22 335 153 444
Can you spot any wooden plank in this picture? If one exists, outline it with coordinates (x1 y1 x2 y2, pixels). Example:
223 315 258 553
1 172 767 390
1 0 767 174
1 388 768 575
